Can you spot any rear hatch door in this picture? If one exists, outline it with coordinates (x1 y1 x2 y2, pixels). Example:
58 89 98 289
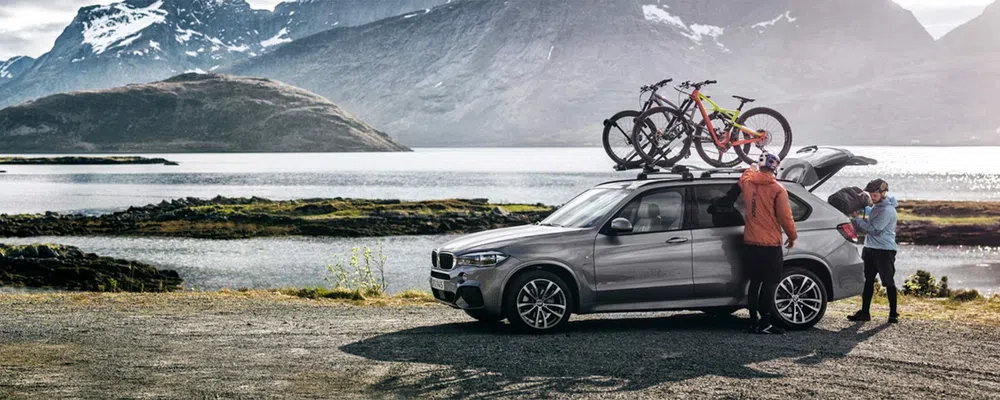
777 146 877 192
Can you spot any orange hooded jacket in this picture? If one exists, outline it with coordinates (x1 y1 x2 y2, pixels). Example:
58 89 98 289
739 169 798 247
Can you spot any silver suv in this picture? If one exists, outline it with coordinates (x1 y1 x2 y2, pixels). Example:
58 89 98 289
430 147 875 333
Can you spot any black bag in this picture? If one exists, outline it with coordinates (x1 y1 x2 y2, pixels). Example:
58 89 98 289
827 186 870 215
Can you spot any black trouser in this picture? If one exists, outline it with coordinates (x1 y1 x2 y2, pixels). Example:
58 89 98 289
745 244 784 325
861 247 898 316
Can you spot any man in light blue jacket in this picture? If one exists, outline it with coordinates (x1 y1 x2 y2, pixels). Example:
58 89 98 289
848 178 900 324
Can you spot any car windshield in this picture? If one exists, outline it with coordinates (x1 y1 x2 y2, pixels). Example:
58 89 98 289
539 188 631 228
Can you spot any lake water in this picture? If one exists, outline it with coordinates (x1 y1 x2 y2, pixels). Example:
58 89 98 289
1 147 998 294
0 147 998 215
1 236 997 295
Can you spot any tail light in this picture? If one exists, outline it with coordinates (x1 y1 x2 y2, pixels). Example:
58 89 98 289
838 223 858 243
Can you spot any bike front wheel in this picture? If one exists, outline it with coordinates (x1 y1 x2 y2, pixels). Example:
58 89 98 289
732 107 793 165
603 110 657 169
630 106 691 168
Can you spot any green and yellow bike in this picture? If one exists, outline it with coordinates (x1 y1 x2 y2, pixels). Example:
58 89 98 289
631 80 792 168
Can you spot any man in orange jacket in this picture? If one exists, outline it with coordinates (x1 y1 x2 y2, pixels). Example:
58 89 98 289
740 153 798 334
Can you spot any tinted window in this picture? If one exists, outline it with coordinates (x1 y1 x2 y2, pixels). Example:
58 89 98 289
612 188 685 233
691 184 809 229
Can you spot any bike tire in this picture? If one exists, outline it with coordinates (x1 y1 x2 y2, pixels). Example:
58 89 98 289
602 110 655 169
694 115 743 168
732 107 793 165
630 106 691 168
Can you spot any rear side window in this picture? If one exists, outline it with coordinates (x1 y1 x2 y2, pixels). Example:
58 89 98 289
691 184 809 230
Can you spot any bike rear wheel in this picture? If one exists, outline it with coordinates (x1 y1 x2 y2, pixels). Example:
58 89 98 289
732 107 793 165
630 106 691 168
603 110 657 169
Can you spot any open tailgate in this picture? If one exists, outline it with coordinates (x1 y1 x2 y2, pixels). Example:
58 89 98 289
777 146 877 192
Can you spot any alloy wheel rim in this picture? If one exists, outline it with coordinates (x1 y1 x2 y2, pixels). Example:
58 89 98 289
516 279 567 329
775 274 824 325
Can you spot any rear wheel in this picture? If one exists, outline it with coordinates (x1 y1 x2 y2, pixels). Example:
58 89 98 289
503 270 573 333
732 107 793 165
602 110 657 169
630 106 691 168
464 309 504 323
770 266 828 330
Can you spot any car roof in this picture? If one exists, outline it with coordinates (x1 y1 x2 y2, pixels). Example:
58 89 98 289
595 175 802 191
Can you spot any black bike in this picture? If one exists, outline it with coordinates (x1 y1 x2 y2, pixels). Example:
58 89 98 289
602 79 695 169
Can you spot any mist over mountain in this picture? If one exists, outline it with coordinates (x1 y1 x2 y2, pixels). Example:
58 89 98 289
0 0 448 109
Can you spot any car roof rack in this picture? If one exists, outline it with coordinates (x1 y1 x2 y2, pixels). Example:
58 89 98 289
633 163 746 181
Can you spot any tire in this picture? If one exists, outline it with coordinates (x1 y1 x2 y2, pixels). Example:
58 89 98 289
732 107 793 165
464 309 504 323
699 306 741 317
602 110 657 169
770 266 828 330
503 270 573 333
693 114 743 168
629 106 692 168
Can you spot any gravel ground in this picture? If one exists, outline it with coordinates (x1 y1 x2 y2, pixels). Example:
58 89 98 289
1 295 999 399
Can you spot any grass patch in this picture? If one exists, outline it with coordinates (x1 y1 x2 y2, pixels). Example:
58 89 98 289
897 211 1000 226
841 294 1000 326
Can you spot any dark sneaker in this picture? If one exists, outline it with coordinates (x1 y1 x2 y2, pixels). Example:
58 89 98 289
748 319 758 334
888 314 899 324
847 311 871 322
757 324 785 335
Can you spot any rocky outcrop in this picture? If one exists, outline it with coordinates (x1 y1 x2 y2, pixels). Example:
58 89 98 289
0 197 553 239
0 156 176 165
0 244 182 292
0 74 409 152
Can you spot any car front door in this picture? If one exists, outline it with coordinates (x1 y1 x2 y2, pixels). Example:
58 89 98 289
594 187 694 305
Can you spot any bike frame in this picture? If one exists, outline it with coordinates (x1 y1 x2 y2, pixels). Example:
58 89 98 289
689 89 766 149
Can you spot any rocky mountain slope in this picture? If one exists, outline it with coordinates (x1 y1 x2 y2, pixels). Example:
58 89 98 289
0 73 409 152
0 56 35 87
231 0 938 146
0 0 448 109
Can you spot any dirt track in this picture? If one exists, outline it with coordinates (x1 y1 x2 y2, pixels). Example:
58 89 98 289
2 294 999 399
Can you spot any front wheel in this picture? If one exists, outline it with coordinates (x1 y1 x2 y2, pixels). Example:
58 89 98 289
770 266 828 330
503 270 573 333
732 107 793 165
630 106 692 168
602 110 657 169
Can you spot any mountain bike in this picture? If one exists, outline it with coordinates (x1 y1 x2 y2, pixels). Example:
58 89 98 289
631 80 792 168
602 79 696 169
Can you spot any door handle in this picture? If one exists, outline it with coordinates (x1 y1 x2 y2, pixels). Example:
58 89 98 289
665 237 689 244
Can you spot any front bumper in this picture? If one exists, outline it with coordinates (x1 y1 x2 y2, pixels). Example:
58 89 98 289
429 263 508 314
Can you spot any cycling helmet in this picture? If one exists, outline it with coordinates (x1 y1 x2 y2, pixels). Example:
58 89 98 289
758 153 781 172
864 178 889 193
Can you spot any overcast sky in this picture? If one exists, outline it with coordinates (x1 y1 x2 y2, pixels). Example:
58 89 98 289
0 0 995 60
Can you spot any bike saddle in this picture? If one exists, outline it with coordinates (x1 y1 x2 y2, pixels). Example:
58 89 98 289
732 95 756 103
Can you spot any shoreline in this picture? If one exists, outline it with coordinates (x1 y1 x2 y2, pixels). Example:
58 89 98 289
0 197 998 246
0 156 179 165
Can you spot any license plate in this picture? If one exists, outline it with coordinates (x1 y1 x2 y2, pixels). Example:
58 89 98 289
430 278 447 291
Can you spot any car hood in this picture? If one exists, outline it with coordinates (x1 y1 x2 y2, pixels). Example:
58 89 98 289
438 224 583 254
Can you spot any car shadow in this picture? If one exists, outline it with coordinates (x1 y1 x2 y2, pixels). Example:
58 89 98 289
340 313 889 397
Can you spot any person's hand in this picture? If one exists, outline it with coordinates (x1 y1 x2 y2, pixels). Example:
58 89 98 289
785 237 796 249
850 211 858 218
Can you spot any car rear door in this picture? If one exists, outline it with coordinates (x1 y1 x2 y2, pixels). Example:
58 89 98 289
593 186 694 305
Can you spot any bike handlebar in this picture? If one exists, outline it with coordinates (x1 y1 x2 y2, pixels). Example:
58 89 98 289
640 78 674 93
678 79 718 89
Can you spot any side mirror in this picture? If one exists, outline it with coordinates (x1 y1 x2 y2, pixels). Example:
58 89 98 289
609 218 633 234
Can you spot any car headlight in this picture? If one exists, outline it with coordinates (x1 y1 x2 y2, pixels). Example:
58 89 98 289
455 251 509 267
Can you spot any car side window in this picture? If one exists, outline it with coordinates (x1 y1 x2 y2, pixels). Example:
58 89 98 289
691 184 810 229
693 184 745 229
613 188 685 233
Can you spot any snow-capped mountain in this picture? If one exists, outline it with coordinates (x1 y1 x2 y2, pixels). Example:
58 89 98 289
0 56 35 86
0 0 449 108
230 0 938 146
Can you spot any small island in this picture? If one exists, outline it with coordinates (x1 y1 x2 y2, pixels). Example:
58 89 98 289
0 243 182 292
0 156 179 165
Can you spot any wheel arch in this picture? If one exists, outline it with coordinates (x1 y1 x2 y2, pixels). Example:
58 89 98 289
784 256 835 299
501 262 581 314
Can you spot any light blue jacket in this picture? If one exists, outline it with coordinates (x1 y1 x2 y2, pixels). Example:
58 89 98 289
852 196 898 251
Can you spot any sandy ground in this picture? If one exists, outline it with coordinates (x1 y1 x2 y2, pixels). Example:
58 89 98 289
1 294 999 399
